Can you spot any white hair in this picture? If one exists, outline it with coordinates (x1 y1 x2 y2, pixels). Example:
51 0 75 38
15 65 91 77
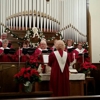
55 40 65 50
2 39 8 44
40 40 47 44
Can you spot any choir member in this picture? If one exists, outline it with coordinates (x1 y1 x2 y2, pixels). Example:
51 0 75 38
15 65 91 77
48 40 70 96
15 41 30 62
66 39 75 68
73 42 90 68
66 39 74 49
0 33 12 48
30 39 51 73
0 39 15 62
32 39 48 60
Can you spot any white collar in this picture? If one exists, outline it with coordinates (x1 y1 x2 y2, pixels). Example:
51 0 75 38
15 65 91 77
38 48 48 51
0 47 10 50
75 48 85 53
67 46 73 49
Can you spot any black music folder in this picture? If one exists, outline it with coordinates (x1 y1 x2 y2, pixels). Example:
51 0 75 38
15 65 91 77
22 48 36 55
42 49 52 53
79 52 88 58
4 49 16 54
67 48 75 53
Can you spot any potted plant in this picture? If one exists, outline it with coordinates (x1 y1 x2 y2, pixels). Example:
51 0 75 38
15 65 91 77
80 61 97 77
14 67 41 92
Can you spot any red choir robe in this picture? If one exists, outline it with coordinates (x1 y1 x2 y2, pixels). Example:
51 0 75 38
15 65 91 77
15 48 30 62
32 48 42 60
0 47 15 62
31 48 49 62
30 48 49 72
66 46 74 63
48 50 70 96
73 48 90 64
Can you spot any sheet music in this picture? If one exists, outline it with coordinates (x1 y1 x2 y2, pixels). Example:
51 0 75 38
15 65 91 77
43 55 49 63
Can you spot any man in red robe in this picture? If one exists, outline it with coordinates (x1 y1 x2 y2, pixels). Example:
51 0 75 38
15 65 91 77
30 39 50 73
0 39 15 62
48 40 70 96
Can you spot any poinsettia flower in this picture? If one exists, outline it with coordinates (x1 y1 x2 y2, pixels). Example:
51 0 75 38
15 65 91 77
80 61 97 74
30 56 38 64
90 65 97 70
14 66 41 84
31 69 39 76
24 72 31 80
20 67 26 75
14 73 20 78
26 67 31 72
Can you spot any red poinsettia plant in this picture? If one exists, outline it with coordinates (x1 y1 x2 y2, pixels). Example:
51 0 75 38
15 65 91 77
14 67 41 84
27 56 39 69
80 61 97 75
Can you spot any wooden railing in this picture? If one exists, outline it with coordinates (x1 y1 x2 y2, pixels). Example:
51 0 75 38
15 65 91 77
1 95 100 100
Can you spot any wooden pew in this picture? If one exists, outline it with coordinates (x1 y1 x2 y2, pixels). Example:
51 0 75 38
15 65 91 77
1 95 100 100
0 91 52 99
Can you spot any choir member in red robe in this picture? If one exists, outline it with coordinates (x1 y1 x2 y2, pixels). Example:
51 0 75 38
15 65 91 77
73 42 90 66
0 33 12 48
48 40 70 96
0 39 15 62
31 39 48 61
30 39 49 73
15 42 30 62
66 39 75 67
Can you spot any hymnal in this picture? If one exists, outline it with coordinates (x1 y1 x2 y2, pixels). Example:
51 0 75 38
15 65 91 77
67 48 75 53
22 48 36 55
54 48 57 51
43 54 49 63
79 53 88 58
42 49 52 54
69 69 78 74
4 49 16 54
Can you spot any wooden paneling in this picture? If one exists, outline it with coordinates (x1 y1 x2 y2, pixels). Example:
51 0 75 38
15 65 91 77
0 62 26 92
34 80 85 96
91 63 100 95
0 62 84 96
69 80 84 96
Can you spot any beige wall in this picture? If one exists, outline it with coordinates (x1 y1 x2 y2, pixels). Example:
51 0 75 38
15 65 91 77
89 0 100 63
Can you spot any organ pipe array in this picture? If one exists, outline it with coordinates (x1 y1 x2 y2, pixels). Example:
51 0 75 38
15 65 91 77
0 0 87 43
